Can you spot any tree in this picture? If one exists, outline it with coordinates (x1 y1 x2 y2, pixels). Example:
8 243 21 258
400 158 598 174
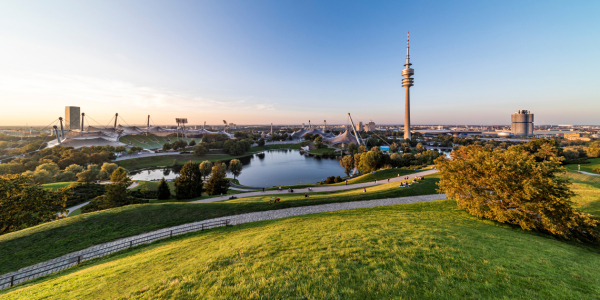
401 143 412 153
35 163 60 176
174 161 203 199
193 144 208 156
0 174 69 235
65 164 83 174
229 159 243 180
416 143 426 153
358 145 367 153
103 167 132 208
258 138 265 147
435 145 600 243
156 177 171 200
55 171 76 182
172 140 188 150
115 146 127 154
188 140 197 146
127 146 143 155
389 142 399 154
199 161 213 180
587 141 600 158
353 153 362 173
339 155 354 176
163 143 171 151
347 142 358 154
205 162 230 195
100 163 119 178
76 165 100 182
358 150 383 173
110 167 130 184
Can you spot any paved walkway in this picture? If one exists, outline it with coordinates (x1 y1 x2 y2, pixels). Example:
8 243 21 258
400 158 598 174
0 193 445 289
193 169 438 203
579 171 600 177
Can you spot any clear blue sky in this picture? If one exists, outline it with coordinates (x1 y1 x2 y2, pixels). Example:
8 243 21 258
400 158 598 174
1 0 599 126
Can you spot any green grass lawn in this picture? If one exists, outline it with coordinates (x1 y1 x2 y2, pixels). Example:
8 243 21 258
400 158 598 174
3 199 600 299
0 176 440 275
41 182 77 191
565 157 600 174
267 168 420 190
564 171 600 216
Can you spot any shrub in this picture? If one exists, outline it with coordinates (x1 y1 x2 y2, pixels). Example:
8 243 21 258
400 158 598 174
334 176 343 183
324 176 336 184
193 144 208 157
435 145 600 243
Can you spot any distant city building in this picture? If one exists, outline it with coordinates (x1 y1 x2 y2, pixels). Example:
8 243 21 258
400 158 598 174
65 106 80 130
364 121 376 132
356 121 364 132
511 110 534 136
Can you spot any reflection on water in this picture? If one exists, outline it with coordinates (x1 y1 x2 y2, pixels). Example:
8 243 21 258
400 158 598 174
129 149 346 187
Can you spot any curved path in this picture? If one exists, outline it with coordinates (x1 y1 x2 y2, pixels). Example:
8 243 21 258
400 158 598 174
194 169 438 203
0 193 445 290
579 171 599 177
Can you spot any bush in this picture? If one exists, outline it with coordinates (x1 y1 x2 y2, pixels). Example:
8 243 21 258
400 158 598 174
435 145 600 243
324 176 336 184
334 176 343 183
594 168 600 174
188 140 196 146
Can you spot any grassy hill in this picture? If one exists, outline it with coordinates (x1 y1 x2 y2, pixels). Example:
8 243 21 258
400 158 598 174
565 158 600 174
2 200 600 299
0 176 439 275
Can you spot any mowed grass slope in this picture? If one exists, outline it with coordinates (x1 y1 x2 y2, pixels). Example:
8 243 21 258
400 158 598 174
565 158 600 174
3 200 600 299
0 176 439 274
565 172 600 215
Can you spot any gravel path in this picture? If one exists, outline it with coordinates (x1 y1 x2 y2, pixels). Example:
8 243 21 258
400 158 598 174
193 169 438 203
579 171 599 177
1 193 445 289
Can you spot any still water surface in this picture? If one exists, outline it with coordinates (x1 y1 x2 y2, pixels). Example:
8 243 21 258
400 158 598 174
129 149 346 187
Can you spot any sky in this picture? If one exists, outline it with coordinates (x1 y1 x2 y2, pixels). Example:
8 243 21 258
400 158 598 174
0 0 599 127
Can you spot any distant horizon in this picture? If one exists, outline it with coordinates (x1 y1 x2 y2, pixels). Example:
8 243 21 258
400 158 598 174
1 1 599 126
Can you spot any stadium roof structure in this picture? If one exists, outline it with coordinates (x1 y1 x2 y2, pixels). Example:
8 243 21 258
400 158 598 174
324 130 359 145
54 138 126 149
291 128 335 139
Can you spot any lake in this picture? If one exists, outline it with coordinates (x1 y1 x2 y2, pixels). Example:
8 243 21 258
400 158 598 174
129 149 347 187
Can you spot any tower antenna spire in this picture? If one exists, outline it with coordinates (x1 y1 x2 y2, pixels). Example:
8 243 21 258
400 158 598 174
402 31 414 140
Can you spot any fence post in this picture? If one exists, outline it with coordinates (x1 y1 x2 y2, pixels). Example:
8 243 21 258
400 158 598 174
202 223 204 230
77 256 81 264
130 241 133 248
170 230 172 238
10 275 14 287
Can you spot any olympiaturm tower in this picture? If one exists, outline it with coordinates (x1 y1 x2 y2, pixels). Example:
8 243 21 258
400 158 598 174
402 32 414 140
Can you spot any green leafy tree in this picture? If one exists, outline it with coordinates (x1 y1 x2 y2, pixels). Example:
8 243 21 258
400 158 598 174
35 163 60 176
0 174 69 235
587 141 600 158
416 143 426 153
435 145 600 243
389 142 399 154
401 143 412 153
174 161 203 200
101 163 119 177
339 155 354 176
156 178 171 200
358 149 383 173
353 153 362 174
228 159 243 180
76 165 100 182
205 162 230 195
193 144 208 156
188 140 197 146
347 142 358 154
358 145 367 153
102 167 133 208
258 138 265 147
199 161 213 180
163 143 171 151
55 171 76 182
65 164 83 174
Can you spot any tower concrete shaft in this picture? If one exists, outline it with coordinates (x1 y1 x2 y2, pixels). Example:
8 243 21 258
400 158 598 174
402 32 414 140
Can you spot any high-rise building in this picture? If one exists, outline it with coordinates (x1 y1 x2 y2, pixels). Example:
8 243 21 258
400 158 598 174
366 121 376 132
356 121 364 132
511 110 534 136
65 106 80 130
402 32 415 140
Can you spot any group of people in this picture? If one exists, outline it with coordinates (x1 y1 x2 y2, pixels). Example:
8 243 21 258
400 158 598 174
399 175 425 188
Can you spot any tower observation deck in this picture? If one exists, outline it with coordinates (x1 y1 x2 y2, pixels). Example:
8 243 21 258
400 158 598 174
402 32 414 140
